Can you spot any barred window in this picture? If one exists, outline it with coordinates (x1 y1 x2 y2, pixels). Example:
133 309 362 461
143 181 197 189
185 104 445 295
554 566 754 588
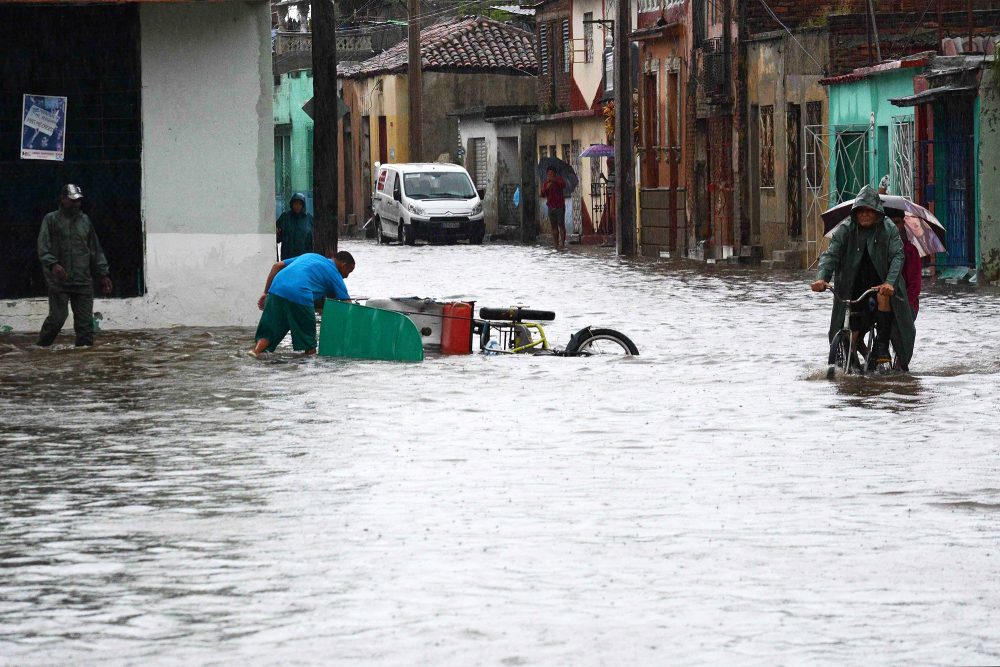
471 138 488 189
562 19 571 73
583 12 594 63
539 23 549 75
760 105 775 189
806 101 824 191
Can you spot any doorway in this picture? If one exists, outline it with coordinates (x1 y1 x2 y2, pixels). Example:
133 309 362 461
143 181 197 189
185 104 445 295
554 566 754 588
0 4 144 299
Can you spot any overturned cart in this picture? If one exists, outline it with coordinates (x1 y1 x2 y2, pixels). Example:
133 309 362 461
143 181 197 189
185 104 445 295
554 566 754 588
317 298 637 361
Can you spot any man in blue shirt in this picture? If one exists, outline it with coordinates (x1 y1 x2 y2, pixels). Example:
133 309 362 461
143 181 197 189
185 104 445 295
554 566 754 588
249 250 355 357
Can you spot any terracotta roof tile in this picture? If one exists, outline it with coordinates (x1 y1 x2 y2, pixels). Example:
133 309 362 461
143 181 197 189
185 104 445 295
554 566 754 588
338 16 538 78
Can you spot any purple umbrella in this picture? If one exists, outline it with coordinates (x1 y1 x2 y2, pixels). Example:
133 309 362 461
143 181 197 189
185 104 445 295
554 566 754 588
579 143 615 158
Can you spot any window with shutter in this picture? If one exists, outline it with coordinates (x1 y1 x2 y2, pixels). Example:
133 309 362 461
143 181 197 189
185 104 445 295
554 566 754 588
472 138 487 189
539 24 549 75
562 19 571 73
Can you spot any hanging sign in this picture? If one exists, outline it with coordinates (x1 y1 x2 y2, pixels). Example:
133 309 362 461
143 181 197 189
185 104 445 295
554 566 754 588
21 94 67 161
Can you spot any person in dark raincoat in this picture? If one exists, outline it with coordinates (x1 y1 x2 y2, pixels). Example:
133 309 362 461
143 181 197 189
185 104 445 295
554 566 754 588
276 193 313 260
36 184 113 347
811 185 916 370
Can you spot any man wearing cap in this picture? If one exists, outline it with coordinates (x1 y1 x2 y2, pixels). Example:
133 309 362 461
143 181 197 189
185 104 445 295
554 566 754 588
36 184 113 347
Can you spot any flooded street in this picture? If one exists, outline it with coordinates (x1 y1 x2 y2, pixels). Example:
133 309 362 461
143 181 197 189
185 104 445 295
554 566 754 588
2 240 1000 664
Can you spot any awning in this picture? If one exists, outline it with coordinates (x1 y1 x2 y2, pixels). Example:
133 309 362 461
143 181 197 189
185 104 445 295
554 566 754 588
890 85 977 107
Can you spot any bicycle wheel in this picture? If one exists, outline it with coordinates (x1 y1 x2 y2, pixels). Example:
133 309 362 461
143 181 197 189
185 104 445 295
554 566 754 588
568 328 638 356
827 330 852 378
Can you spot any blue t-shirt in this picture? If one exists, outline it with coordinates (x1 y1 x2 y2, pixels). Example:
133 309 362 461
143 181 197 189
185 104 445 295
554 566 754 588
268 253 350 306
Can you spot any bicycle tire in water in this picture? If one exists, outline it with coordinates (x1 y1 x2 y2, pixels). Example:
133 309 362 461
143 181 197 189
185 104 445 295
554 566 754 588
479 307 556 322
827 331 852 378
567 328 639 356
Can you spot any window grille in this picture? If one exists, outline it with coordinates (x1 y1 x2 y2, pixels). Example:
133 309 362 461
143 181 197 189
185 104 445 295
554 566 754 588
583 13 594 63
539 24 549 75
472 137 487 189
563 19 571 73
890 116 915 199
760 105 775 188
805 101 824 191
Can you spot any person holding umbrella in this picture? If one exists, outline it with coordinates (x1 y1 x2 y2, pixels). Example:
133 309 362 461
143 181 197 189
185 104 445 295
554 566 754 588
890 213 922 318
811 185 915 372
541 167 567 248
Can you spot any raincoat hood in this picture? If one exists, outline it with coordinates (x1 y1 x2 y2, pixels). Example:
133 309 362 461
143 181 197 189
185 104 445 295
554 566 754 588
289 193 307 208
850 185 885 218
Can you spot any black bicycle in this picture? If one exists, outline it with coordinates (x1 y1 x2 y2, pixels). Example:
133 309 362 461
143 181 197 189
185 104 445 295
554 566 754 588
825 285 896 378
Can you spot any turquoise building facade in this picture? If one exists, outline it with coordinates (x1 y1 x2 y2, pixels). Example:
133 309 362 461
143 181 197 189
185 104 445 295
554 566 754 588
824 65 919 204
273 69 315 217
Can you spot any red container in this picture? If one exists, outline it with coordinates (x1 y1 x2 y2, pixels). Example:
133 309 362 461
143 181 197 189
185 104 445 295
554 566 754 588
441 301 474 355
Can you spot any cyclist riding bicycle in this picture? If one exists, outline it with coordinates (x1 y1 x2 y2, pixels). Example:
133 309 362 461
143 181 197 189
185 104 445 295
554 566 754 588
811 185 916 371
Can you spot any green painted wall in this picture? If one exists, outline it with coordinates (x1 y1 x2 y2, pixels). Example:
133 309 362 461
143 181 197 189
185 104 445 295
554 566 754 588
826 68 917 201
978 66 1000 283
273 69 315 216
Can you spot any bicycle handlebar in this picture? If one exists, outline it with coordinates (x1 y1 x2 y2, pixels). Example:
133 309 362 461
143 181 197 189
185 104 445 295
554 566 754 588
826 284 879 306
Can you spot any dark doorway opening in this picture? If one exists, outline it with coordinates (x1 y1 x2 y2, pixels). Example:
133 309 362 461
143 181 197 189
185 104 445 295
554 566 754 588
0 4 144 299
377 116 388 164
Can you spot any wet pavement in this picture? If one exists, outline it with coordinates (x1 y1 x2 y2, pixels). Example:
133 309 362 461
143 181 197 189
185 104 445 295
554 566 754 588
2 240 1000 664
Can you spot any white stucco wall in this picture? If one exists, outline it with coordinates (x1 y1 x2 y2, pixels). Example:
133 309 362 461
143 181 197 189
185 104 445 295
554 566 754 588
1 1 274 332
573 0 606 108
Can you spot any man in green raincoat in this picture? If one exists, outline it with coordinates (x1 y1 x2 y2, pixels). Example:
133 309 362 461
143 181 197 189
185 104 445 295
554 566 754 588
276 193 313 260
811 185 916 370
37 184 113 347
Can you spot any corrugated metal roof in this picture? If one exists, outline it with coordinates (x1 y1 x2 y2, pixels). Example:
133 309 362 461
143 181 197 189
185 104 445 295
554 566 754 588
890 85 978 107
819 52 933 86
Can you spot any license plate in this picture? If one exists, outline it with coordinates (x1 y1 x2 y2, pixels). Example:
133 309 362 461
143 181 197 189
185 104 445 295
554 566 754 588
442 222 460 229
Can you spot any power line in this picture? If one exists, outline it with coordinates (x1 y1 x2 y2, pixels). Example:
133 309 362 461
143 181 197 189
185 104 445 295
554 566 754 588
754 0 826 72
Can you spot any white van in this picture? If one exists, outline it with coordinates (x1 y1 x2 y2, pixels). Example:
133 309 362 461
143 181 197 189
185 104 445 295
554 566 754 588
372 162 486 245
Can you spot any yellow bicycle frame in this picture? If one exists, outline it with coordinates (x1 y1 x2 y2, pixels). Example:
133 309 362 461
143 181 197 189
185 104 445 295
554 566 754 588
505 322 549 354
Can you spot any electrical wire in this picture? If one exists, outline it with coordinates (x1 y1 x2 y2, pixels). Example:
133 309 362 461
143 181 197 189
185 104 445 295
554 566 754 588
885 0 937 61
754 0 826 72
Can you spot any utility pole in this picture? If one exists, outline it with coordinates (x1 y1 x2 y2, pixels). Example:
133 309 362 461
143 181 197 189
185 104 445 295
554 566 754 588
866 0 882 63
408 0 422 161
613 0 636 256
968 0 974 54
312 0 339 254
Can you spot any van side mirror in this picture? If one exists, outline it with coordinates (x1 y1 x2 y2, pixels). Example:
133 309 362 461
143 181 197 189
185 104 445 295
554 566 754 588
477 188 485 199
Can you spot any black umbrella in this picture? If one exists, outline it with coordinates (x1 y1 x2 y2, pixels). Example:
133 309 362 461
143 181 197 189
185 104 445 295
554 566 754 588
537 156 578 195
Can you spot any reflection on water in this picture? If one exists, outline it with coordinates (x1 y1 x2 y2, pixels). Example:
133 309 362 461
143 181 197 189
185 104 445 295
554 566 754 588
2 241 1000 664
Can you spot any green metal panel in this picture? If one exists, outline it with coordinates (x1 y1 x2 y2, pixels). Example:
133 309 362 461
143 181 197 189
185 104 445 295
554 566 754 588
318 300 424 362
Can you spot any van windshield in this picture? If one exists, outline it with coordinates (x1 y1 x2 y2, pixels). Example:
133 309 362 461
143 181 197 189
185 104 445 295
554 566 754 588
402 172 477 200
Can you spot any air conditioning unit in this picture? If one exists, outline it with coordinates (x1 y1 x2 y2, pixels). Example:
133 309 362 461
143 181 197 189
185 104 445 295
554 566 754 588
702 37 723 54
704 51 727 99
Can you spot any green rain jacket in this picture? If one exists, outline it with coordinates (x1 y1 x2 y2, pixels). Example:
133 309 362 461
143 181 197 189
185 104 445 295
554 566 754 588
816 185 916 368
37 208 110 289
276 193 313 260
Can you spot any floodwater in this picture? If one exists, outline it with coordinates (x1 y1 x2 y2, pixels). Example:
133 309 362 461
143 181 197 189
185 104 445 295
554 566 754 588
2 240 1000 665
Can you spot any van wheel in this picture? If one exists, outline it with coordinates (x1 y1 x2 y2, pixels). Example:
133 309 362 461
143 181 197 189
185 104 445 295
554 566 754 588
401 224 416 246
374 217 388 244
